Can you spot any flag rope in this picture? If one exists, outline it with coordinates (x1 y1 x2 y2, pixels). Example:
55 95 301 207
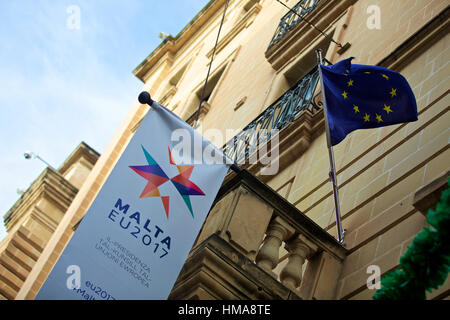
194 0 230 127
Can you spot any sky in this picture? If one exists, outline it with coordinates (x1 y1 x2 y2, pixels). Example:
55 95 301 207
0 0 209 241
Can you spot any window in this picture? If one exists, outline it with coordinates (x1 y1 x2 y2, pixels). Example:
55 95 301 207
183 65 226 120
285 34 332 87
169 63 188 87
239 0 259 19
160 62 190 106
265 32 334 106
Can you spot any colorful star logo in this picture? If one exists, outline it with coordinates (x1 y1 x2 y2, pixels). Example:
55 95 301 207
129 146 205 219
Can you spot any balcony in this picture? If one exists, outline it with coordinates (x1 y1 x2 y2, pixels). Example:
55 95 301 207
265 0 356 70
222 66 323 179
169 169 347 299
268 0 321 50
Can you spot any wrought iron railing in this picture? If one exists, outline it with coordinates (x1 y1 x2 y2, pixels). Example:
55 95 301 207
267 0 321 50
223 67 321 163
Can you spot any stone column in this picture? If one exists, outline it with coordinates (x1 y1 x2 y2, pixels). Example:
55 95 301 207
255 217 294 274
280 234 318 291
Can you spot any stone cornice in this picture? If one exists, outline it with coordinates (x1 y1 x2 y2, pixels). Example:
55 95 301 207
29 206 60 233
3 168 78 232
133 0 228 82
58 142 99 176
159 86 177 106
185 101 211 126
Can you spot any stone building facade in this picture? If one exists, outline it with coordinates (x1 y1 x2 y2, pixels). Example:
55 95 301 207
0 142 99 299
11 0 450 299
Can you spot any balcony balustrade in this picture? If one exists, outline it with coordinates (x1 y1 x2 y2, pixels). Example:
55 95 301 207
170 169 347 300
267 0 321 50
223 66 321 164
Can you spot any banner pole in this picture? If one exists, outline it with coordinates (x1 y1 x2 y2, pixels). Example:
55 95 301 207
315 50 346 246
138 91 243 176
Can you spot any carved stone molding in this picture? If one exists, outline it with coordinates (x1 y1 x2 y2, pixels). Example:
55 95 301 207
4 168 78 233
169 234 301 300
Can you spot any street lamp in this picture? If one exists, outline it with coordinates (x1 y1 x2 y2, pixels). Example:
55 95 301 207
23 151 53 168
158 32 170 40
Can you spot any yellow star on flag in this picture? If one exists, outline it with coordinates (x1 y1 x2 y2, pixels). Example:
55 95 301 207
342 91 348 99
353 105 360 113
381 74 389 80
376 114 383 123
383 104 393 114
348 79 354 87
390 88 397 98
364 114 370 122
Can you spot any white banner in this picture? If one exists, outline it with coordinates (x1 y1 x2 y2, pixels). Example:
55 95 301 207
36 102 231 300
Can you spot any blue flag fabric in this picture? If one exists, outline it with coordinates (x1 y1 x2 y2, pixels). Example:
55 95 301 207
320 58 418 146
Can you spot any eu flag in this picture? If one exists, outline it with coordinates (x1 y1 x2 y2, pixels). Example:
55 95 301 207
320 57 418 146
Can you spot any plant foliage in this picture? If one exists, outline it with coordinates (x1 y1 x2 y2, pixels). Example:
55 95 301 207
373 178 450 300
